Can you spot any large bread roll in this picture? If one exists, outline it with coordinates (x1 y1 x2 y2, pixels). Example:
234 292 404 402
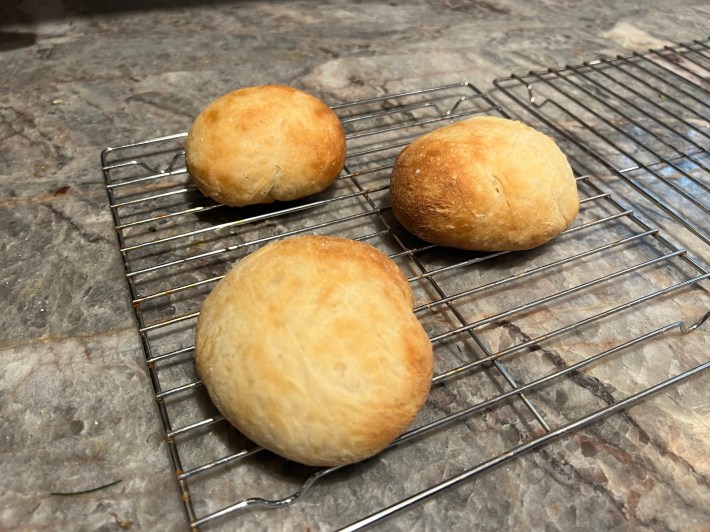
185 85 346 207
195 235 433 467
390 116 579 251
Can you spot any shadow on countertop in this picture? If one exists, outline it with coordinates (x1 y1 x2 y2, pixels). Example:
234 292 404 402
1 0 277 24
0 31 36 51
0 0 275 50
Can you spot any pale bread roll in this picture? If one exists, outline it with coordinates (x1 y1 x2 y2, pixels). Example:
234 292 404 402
390 116 579 251
185 85 346 207
195 235 433 467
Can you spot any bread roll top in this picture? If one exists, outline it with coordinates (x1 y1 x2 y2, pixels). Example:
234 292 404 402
390 115 579 251
195 235 433 466
186 85 346 207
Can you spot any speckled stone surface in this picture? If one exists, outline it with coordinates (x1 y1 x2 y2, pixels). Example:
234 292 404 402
1 1 709 530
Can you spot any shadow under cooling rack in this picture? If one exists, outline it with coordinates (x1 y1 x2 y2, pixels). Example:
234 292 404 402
102 40 710 531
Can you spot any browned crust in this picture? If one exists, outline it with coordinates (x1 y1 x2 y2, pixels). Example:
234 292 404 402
185 85 346 207
390 116 579 251
195 235 433 466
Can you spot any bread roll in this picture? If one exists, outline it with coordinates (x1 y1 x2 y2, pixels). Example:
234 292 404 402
185 85 346 207
390 116 579 251
195 235 433 466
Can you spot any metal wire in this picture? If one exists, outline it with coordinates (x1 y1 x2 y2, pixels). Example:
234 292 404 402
339 325 710 532
102 42 709 531
494 40 710 246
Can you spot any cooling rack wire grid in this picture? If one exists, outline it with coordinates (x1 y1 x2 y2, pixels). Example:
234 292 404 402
101 38 710 530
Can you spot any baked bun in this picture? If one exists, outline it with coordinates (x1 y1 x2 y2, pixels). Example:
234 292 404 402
390 116 579 251
185 85 346 207
195 235 433 466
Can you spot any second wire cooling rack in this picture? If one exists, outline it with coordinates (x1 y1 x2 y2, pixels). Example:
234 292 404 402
102 40 710 531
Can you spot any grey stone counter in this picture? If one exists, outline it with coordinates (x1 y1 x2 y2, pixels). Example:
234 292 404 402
1 1 709 530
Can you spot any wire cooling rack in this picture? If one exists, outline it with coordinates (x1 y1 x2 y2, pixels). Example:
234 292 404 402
102 39 710 530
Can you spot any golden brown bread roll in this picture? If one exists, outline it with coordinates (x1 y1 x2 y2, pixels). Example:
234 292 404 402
390 116 579 251
185 85 346 207
195 235 433 466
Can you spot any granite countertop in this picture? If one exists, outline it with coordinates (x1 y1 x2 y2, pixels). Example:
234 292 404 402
1 1 709 530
